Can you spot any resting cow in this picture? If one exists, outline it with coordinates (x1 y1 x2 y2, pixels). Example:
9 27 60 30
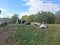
0 21 8 26
40 22 48 29
24 22 30 25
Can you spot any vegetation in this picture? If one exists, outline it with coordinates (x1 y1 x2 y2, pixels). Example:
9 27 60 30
0 2 60 45
0 24 60 45
21 11 56 24
55 11 60 24
10 14 18 24
15 24 60 45
21 15 29 22
0 11 60 24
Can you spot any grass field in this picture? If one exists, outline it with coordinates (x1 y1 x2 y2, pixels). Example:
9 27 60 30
0 24 60 45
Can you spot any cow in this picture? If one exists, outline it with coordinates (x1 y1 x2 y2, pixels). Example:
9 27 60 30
17 19 31 25
24 22 30 25
31 22 40 26
0 21 8 26
21 20 26 24
18 19 26 24
40 22 48 29
17 19 21 24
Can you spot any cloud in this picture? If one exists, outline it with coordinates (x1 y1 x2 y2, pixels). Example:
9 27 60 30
0 8 6 18
22 0 60 15
0 8 5 13
7 13 17 18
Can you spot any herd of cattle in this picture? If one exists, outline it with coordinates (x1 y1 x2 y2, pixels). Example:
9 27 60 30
17 19 48 29
0 19 48 29
0 19 31 26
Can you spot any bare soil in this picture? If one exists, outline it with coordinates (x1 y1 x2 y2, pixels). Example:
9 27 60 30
0 27 18 45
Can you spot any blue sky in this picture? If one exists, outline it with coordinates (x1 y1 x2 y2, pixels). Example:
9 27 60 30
0 0 60 18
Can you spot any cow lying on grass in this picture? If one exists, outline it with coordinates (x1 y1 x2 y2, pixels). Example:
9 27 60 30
0 21 8 26
40 22 48 29
24 22 30 25
31 22 40 26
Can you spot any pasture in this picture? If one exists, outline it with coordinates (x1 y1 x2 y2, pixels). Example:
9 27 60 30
0 24 60 45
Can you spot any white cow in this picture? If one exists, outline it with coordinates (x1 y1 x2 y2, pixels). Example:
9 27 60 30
40 22 48 29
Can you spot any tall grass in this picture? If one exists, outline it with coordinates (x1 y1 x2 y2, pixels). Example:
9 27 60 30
15 24 60 45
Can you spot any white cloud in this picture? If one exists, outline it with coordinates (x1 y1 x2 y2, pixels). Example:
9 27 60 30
0 15 4 18
0 8 5 13
0 8 6 18
22 0 60 15
7 13 14 18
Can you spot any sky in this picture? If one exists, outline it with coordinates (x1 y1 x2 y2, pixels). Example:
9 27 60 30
0 0 60 18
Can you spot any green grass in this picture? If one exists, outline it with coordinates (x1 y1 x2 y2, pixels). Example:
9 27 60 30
15 24 60 45
0 24 60 45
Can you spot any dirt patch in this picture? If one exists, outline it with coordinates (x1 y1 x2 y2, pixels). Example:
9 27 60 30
0 27 18 45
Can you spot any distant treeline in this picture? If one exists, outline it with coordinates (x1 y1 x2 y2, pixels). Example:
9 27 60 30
21 11 60 24
0 11 60 24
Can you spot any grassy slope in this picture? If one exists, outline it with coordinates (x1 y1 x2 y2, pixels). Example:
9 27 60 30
0 24 60 45
16 24 60 45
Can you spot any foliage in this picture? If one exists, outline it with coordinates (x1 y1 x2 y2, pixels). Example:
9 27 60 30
55 11 60 24
0 24 60 45
11 14 18 24
15 24 60 45
21 11 55 24
37 12 55 23
28 14 37 22
21 15 29 22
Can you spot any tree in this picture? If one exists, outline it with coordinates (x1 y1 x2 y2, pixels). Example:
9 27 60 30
0 10 2 14
21 11 55 24
46 12 55 24
28 14 38 22
11 14 18 24
28 14 35 22
37 11 55 23
55 11 60 24
21 15 29 22
37 12 45 23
